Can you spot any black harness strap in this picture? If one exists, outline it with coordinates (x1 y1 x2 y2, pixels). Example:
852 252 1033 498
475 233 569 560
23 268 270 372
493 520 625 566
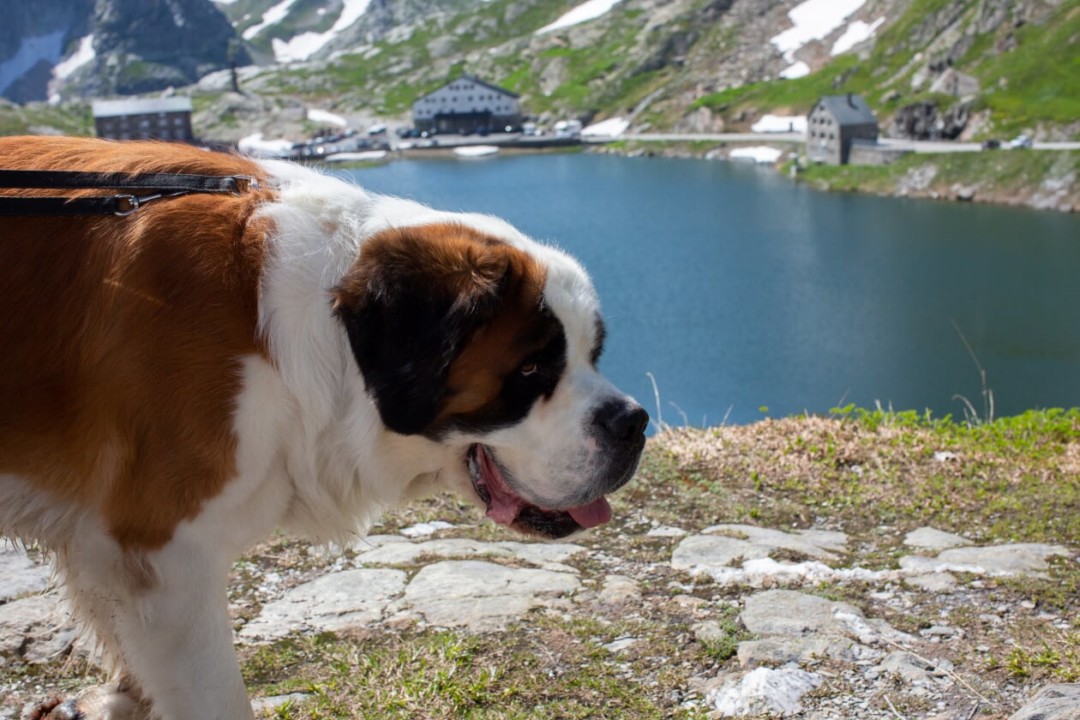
0 170 259 217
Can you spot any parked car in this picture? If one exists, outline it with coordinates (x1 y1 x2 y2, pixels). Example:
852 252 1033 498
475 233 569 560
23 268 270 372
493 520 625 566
981 138 1001 150
1005 134 1033 149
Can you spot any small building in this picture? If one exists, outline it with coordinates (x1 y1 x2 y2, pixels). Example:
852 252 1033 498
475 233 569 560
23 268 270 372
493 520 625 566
92 97 195 142
806 94 879 165
411 76 521 135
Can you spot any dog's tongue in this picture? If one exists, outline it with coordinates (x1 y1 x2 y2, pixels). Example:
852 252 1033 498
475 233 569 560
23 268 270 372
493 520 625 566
476 445 613 529
567 497 612 529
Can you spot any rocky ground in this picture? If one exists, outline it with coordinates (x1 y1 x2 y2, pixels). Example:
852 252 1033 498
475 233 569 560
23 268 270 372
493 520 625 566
2 412 1079 718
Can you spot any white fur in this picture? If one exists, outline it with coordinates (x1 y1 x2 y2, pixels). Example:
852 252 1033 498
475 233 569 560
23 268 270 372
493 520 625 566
1 158 628 720
251 159 617 534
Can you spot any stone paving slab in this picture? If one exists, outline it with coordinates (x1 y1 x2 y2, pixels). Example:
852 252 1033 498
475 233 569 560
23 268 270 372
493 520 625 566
0 593 75 664
899 543 1071 577
0 542 51 603
903 526 971 551
354 537 586 570
1009 684 1080 720
239 568 408 642
393 560 580 632
3 521 1079 718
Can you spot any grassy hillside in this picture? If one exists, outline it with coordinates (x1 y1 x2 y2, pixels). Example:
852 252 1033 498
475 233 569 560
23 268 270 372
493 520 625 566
969 2 1080 136
260 0 677 119
0 102 91 137
694 0 1080 139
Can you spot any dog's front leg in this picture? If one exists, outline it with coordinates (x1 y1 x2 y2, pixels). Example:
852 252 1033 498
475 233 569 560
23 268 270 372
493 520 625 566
108 540 255 720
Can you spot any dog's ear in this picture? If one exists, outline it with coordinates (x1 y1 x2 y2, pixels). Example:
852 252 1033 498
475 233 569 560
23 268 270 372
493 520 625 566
332 224 517 436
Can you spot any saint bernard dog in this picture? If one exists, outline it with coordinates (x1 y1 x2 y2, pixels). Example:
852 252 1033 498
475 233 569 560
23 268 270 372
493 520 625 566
0 136 647 719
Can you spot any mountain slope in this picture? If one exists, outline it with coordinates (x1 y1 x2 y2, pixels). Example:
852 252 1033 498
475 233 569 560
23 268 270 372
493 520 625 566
2 0 1077 143
690 0 1079 139
0 0 246 102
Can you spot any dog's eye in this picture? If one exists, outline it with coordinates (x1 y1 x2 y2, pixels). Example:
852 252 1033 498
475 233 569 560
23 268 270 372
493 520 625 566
520 363 539 377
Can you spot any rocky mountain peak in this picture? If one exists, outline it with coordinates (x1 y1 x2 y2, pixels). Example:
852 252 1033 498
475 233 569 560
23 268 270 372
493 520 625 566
0 0 246 102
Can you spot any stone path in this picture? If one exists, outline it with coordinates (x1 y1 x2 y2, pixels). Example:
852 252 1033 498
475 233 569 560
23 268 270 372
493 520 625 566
1 522 1077 718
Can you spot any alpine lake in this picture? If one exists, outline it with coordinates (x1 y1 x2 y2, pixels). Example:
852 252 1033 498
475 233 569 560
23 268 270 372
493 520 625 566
343 152 1080 428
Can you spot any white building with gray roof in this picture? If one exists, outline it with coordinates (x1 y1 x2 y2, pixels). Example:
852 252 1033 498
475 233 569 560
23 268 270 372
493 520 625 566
411 76 521 135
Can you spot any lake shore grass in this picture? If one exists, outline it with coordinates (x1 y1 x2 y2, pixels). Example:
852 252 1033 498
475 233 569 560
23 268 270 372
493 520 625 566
590 140 1080 213
793 149 1080 212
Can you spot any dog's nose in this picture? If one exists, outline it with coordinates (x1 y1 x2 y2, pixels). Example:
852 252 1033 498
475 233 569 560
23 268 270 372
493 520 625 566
596 399 649 443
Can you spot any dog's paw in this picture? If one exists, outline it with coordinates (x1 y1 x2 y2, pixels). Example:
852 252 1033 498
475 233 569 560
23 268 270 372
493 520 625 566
27 685 144 720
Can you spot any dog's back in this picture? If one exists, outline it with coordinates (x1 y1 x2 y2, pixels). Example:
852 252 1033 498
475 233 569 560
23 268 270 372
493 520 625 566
0 136 272 548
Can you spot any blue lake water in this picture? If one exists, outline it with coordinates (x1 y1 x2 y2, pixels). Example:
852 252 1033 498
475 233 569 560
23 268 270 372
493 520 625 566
344 153 1080 427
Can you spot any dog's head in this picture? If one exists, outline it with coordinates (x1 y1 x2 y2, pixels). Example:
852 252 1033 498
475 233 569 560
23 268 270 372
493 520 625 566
332 219 647 538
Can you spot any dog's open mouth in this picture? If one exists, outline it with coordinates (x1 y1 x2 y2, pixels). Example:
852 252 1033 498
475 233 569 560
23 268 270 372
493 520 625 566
466 444 611 538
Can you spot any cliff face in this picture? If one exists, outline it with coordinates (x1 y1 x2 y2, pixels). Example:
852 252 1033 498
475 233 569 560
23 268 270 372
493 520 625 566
89 0 248 95
0 0 93 102
0 0 246 101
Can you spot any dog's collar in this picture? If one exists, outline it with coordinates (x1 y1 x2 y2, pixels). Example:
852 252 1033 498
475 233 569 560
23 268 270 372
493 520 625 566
0 169 260 217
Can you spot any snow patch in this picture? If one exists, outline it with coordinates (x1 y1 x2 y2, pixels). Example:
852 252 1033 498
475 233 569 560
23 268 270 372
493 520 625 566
306 108 348 127
271 0 372 62
752 115 807 133
243 0 301 40
779 61 810 79
0 30 65 95
52 34 95 81
729 146 784 164
831 17 885 56
272 33 328 63
581 117 630 138
691 557 885 586
770 0 867 63
536 0 622 35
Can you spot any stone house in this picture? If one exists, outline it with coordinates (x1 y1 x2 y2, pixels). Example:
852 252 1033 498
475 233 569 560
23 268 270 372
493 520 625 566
411 76 521 135
806 94 879 165
92 97 194 142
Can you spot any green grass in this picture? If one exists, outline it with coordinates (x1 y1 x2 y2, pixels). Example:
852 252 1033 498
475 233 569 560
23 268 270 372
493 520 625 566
693 0 1080 138
0 102 92 137
693 55 863 117
969 1 1080 135
795 149 1080 202
658 408 1080 545
241 618 709 719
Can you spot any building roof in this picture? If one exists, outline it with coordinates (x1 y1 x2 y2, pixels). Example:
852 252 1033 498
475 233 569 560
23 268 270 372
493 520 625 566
464 75 519 99
815 94 877 127
418 75 520 102
92 97 193 118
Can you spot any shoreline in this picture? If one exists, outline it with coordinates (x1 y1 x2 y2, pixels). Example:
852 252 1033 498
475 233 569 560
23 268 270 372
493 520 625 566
585 139 1080 214
318 133 1078 214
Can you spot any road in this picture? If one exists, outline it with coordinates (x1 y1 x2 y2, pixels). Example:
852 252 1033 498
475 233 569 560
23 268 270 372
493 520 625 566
617 133 1080 153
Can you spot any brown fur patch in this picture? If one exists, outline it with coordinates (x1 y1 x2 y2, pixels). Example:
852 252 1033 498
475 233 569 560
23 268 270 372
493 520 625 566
333 223 553 430
0 136 275 550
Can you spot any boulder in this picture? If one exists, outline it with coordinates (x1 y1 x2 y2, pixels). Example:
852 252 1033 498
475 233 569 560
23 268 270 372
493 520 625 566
1009 684 1080 720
